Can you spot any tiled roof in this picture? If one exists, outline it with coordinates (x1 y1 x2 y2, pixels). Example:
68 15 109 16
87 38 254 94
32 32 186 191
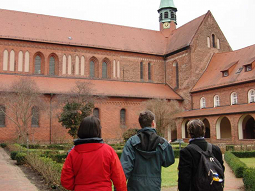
0 74 182 100
0 9 206 55
192 44 255 92
176 103 255 118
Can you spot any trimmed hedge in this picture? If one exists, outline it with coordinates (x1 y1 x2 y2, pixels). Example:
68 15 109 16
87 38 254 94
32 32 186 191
231 151 255 158
16 152 27 165
0 143 7 148
243 168 255 191
11 151 18 160
224 151 247 178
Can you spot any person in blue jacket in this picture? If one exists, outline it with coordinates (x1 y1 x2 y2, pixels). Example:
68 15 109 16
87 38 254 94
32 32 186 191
120 110 175 191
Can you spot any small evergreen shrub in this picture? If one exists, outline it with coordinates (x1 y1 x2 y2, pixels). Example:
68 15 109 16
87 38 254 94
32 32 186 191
11 151 18 160
16 152 27 165
0 143 7 148
243 168 255 191
122 129 139 142
225 151 247 178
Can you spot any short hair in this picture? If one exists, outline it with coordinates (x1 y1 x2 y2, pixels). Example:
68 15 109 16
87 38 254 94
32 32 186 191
77 116 101 139
187 119 205 138
139 110 155 128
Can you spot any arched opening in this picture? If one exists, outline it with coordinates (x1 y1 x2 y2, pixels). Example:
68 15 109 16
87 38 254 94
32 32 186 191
238 115 255 139
34 52 45 75
89 57 99 78
203 118 210 138
120 109 126 127
93 108 100 119
216 116 231 139
181 119 190 138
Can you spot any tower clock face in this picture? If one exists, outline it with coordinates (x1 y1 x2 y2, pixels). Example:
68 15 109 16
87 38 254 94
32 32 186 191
163 22 170 29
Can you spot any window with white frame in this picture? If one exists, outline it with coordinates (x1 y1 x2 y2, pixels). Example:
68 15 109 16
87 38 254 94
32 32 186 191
200 97 206 109
214 95 220 107
231 92 238 105
248 89 255 103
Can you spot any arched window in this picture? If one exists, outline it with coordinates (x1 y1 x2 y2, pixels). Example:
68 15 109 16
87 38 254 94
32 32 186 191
200 97 206 109
0 105 6 127
164 11 169 19
93 108 99 119
62 55 67 75
81 56 85 76
140 62 143 80
3 50 8 71
217 38 220 49
31 106 39 127
248 89 255 103
212 34 216 48
148 63 151 80
171 11 175 19
231 92 238 105
102 62 107 78
207 37 211 48
214 95 220 107
90 60 95 77
25 51 30 72
159 13 163 21
49 56 55 75
120 109 126 126
68 55 72 75
18 51 23 72
34 55 42 74
10 50 15 71
75 56 79 75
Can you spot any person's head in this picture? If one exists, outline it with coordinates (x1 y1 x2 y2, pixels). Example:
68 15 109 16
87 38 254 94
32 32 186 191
77 116 101 139
187 119 205 138
138 110 155 128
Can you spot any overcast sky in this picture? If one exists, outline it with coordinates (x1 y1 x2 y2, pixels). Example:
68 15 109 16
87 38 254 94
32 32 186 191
0 0 254 51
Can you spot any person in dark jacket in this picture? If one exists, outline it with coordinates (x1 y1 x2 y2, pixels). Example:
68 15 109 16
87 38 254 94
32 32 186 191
178 119 225 191
61 116 127 191
120 110 175 191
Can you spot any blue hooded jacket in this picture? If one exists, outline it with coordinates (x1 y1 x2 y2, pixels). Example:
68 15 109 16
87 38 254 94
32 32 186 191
120 127 175 191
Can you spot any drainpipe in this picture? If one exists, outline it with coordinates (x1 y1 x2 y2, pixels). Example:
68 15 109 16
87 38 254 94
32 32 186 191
164 56 167 85
49 93 53 144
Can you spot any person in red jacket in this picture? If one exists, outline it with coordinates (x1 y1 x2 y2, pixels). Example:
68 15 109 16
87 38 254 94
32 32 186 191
61 116 127 191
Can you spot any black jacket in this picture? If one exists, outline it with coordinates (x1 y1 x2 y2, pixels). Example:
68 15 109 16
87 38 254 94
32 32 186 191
178 139 224 191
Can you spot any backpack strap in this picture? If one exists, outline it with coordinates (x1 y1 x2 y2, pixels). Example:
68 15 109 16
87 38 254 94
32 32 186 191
188 143 212 153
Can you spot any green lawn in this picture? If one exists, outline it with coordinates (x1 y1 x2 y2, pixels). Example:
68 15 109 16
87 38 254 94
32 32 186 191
161 158 179 187
239 158 255 168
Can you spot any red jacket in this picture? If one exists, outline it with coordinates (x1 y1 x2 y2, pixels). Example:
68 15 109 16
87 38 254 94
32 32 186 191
61 143 127 191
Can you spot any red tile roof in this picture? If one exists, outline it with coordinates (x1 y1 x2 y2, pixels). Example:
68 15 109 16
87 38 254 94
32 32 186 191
176 103 255 118
0 9 206 55
0 74 182 100
192 44 255 92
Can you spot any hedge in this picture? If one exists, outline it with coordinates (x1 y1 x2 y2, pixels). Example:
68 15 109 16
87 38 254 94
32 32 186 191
16 152 27 165
243 168 255 191
224 151 247 178
0 143 7 148
231 151 255 158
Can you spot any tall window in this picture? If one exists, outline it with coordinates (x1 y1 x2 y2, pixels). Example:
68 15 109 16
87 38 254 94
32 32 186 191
200 97 206 109
140 62 143 80
25 51 30 72
3 50 8 71
31 106 39 127
18 51 23 72
49 56 55 75
159 13 162 21
90 61 95 77
231 92 238 105
212 34 216 48
34 55 42 74
102 62 107 78
120 109 126 126
171 11 175 19
148 63 151 80
217 38 220 49
10 50 15 71
207 37 211 48
214 95 220 107
164 11 169 19
248 89 255 103
0 106 6 127
93 108 100 118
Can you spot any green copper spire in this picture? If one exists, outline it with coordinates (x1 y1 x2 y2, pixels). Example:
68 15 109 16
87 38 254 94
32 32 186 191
158 0 177 24
158 0 176 11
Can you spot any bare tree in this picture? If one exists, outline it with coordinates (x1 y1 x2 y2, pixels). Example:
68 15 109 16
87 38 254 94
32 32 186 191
143 99 184 137
0 78 45 148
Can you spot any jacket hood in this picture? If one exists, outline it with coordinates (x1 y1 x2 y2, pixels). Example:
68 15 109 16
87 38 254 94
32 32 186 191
133 127 165 159
74 138 104 153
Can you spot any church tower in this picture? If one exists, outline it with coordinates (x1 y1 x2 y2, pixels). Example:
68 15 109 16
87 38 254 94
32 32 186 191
158 0 177 32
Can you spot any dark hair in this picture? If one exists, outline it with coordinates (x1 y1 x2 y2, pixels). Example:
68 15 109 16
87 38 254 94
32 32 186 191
77 116 101 139
138 110 155 128
187 119 205 138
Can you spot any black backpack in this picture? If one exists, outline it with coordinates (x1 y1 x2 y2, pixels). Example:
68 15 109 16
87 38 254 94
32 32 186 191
189 143 224 191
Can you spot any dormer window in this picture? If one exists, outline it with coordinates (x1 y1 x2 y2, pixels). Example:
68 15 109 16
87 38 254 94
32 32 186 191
200 97 206 109
164 12 169 19
245 64 252 72
222 70 229 77
235 67 243 74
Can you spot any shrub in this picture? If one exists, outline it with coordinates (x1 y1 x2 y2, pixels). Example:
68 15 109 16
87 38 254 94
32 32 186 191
226 145 235 151
122 129 139 142
116 151 122 159
225 151 247 178
232 151 255 158
0 143 7 148
16 152 27 165
243 168 255 191
173 150 180 158
11 151 18 160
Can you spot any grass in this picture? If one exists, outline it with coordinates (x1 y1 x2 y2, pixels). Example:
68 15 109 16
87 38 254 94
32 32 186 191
161 158 179 187
239 158 255 168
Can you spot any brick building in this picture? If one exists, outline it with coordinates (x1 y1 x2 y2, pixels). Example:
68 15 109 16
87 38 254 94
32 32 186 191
0 0 253 144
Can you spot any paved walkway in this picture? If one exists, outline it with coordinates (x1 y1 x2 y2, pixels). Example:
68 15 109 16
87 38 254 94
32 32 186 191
0 147 38 191
0 147 245 191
